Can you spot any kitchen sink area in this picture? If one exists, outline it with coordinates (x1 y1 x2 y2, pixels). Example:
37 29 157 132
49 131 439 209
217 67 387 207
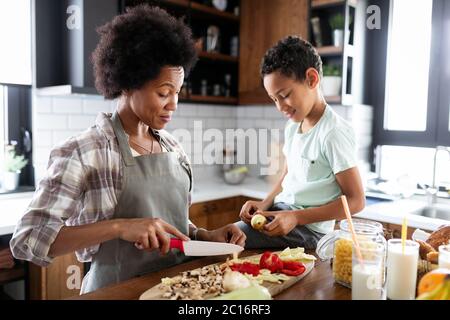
410 202 450 220
358 193 450 231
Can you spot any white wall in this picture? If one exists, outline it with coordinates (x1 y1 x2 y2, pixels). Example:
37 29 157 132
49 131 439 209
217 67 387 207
235 104 373 174
32 94 237 182
32 94 373 184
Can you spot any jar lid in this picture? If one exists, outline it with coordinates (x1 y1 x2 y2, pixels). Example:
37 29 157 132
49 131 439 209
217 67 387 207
339 218 383 235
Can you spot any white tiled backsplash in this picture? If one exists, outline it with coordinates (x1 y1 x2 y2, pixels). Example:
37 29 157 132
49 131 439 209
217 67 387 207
32 93 373 184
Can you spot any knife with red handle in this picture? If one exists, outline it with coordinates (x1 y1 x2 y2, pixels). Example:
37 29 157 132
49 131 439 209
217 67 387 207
169 238 244 256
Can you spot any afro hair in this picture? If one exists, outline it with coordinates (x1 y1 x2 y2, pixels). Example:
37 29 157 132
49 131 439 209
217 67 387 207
92 5 198 99
260 36 323 81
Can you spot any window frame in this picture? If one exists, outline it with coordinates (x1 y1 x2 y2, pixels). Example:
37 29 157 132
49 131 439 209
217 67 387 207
0 0 32 86
1 84 34 189
436 0 450 145
0 86 6 167
372 0 449 149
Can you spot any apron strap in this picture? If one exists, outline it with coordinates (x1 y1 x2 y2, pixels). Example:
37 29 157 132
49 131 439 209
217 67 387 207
151 129 172 153
110 112 136 166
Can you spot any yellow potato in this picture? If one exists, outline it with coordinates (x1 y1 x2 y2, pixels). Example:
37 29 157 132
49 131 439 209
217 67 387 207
251 214 267 230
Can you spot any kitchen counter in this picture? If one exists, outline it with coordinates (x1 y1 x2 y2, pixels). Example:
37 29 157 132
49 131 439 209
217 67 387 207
193 177 449 231
0 192 34 236
191 176 272 203
70 249 351 300
0 176 448 236
355 198 449 231
0 177 272 236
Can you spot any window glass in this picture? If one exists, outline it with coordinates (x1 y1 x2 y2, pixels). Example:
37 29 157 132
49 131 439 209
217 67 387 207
379 145 450 188
0 0 32 85
384 0 433 131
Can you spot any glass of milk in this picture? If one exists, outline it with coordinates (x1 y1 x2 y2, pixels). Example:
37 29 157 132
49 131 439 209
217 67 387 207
438 244 450 268
352 241 385 300
386 239 419 300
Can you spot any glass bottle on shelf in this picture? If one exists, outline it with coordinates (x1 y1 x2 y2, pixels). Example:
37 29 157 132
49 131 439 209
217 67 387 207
206 25 220 53
200 79 208 96
224 74 231 97
213 84 221 96
230 36 239 57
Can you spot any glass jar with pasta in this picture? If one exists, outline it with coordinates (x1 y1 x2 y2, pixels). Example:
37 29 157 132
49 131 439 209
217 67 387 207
316 219 387 288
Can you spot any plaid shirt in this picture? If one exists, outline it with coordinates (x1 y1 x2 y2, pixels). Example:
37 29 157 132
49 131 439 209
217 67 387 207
10 112 193 267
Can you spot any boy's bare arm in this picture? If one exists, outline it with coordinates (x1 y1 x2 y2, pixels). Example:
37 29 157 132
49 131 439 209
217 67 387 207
260 167 365 236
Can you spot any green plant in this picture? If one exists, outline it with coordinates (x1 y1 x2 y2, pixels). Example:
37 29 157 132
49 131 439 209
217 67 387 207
322 64 341 77
3 145 28 172
329 13 345 30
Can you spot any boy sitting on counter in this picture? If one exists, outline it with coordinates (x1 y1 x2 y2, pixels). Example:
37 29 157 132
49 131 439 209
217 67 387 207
236 36 365 249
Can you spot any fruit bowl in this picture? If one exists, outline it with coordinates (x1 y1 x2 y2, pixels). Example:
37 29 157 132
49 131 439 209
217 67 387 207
223 166 248 185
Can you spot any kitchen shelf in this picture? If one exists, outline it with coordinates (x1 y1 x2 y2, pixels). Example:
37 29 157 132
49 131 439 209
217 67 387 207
146 0 240 105
311 0 345 9
310 0 364 106
164 0 190 7
316 46 343 56
164 0 240 22
198 51 238 63
187 94 238 104
0 263 25 286
311 0 357 9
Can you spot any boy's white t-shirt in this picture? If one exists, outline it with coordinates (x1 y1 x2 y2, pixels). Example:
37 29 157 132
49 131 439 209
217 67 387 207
274 104 357 235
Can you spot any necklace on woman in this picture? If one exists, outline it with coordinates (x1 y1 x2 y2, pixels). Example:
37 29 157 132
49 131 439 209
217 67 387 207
129 137 156 154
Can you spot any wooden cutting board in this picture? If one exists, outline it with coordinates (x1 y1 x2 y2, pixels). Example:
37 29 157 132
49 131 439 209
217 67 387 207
139 251 315 300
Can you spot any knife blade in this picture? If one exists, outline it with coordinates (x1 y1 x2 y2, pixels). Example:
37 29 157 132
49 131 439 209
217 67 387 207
170 238 244 256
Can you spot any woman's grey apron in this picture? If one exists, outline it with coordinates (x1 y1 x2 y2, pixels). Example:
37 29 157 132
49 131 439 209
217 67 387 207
81 112 192 294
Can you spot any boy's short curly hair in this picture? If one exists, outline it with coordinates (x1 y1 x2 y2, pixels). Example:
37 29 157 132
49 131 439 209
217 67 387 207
260 36 323 81
92 5 198 99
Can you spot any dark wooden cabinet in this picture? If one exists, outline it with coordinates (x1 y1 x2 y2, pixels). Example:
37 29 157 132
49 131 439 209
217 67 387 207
189 196 258 229
238 0 309 105
381 222 431 240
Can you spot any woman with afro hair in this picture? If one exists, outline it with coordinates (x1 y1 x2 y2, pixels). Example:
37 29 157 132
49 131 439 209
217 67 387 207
11 5 246 293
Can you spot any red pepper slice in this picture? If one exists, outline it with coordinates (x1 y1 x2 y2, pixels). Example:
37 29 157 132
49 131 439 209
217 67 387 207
282 261 305 271
230 262 261 276
280 261 306 276
259 251 284 273
280 267 306 276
